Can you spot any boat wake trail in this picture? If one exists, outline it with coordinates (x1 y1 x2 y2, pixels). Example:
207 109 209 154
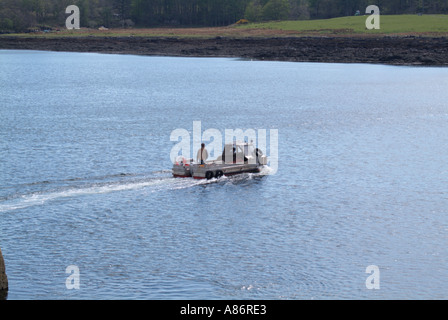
0 171 198 213
0 168 269 213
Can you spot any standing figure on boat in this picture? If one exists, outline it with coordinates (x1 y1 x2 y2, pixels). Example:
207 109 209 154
197 143 209 165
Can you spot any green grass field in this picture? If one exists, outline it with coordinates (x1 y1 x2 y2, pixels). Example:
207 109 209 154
2 14 448 38
237 14 448 35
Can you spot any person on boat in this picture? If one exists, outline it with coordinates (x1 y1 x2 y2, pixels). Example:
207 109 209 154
197 143 209 165
219 144 231 164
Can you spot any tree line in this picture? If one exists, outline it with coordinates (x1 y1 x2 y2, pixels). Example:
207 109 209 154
1 0 448 32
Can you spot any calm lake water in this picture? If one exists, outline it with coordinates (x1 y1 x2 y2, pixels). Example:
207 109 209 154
1 50 448 300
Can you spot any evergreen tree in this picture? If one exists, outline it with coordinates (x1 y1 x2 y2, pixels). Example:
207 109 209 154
262 0 290 20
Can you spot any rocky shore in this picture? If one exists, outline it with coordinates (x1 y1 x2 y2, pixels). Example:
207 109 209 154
1 35 448 65
0 248 8 300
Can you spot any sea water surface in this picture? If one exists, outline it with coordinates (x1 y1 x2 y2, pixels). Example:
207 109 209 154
1 50 448 300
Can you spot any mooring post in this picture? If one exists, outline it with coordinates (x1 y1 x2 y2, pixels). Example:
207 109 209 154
0 247 8 299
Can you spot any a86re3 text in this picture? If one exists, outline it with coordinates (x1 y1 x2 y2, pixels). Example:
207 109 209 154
180 304 267 317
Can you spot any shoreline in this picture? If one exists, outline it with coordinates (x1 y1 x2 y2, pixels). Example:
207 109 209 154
1 35 448 65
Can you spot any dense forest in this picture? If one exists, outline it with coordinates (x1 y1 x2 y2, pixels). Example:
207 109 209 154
1 0 447 32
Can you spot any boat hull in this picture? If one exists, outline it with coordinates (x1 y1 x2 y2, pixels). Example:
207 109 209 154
194 162 262 179
172 164 192 178
173 162 263 179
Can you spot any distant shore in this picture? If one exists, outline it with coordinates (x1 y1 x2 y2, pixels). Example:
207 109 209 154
1 35 448 65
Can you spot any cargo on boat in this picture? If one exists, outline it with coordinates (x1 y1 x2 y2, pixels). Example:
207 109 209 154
172 141 268 180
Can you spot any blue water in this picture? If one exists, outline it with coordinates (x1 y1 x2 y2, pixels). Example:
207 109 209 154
1 50 448 299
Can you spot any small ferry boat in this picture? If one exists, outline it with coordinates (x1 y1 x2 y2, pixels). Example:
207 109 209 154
172 142 268 179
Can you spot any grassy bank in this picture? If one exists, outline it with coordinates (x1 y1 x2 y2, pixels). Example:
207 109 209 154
2 14 448 38
237 14 448 35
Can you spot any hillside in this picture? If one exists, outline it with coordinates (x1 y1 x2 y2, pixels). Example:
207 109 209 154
3 14 448 38
237 14 448 36
1 15 448 66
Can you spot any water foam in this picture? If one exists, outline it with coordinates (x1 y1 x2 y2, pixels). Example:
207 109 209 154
0 168 269 213
0 177 173 213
